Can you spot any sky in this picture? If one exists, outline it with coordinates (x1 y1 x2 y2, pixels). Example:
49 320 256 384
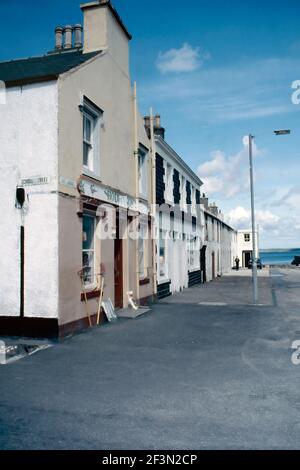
1 0 300 249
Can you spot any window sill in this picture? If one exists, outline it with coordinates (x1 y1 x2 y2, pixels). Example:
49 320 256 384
165 198 174 206
139 194 149 202
81 290 100 302
158 278 171 285
82 170 102 184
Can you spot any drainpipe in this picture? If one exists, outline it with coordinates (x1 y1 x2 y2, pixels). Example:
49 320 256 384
150 108 157 296
16 187 26 319
133 82 140 306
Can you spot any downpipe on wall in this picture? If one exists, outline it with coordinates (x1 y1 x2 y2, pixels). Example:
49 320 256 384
16 187 26 319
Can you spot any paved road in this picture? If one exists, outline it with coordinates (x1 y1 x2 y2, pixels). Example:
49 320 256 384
0 268 300 450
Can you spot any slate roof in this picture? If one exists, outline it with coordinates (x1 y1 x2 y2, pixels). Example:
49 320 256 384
0 50 101 86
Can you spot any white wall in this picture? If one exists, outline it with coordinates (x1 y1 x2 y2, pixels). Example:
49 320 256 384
237 230 259 267
0 81 59 318
204 212 237 282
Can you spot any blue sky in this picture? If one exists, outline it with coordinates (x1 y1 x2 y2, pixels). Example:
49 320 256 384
1 0 300 248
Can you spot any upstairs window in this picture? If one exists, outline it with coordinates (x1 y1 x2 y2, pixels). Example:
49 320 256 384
191 186 196 214
181 176 186 211
138 146 148 199
83 114 94 171
81 97 102 177
244 233 251 243
165 163 173 203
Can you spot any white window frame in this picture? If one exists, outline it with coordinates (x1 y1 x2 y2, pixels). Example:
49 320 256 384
82 213 97 289
165 162 173 203
158 229 168 282
81 98 102 178
191 186 196 215
181 175 187 211
189 236 200 271
138 147 148 199
244 233 251 243
138 223 148 280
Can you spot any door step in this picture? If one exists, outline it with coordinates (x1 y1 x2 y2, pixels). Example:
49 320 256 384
117 307 151 319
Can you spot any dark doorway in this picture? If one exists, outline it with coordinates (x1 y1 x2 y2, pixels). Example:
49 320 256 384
212 252 215 279
200 246 207 283
114 215 123 309
243 251 252 268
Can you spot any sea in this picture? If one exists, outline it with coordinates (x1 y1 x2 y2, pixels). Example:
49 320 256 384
260 248 300 266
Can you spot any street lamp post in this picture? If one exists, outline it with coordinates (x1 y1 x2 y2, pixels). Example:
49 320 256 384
248 135 258 304
248 129 290 305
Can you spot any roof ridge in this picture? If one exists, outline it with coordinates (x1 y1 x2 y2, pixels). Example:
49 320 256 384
0 50 101 86
0 49 84 66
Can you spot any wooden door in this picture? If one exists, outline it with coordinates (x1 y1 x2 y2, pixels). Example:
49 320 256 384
114 217 123 309
201 246 207 283
244 251 251 268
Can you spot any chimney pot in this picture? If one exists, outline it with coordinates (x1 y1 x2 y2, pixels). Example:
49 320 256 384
55 26 64 50
64 25 73 49
74 24 83 48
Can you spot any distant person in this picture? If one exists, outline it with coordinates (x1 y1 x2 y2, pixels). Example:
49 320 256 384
235 257 240 271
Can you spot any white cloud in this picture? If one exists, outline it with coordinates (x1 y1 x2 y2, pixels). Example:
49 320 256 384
198 150 225 176
156 43 209 74
225 206 280 232
142 57 300 122
224 205 300 248
226 207 250 229
197 136 261 199
276 186 300 210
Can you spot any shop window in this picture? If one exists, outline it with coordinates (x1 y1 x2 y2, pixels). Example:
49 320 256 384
82 214 96 288
159 230 168 280
189 237 199 270
138 224 148 279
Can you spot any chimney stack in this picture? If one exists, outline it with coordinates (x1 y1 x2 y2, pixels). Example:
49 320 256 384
155 114 161 128
209 203 219 216
81 1 131 73
200 194 209 210
64 25 73 49
74 24 83 48
55 26 64 50
144 114 166 140
154 114 165 140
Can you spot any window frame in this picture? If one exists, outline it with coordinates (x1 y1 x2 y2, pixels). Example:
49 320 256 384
83 112 94 172
165 162 173 203
81 97 102 178
138 223 148 280
138 146 148 199
82 213 97 290
158 229 168 282
181 175 187 211
189 236 200 271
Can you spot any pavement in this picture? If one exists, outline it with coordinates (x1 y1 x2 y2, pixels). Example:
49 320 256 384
1 267 300 450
